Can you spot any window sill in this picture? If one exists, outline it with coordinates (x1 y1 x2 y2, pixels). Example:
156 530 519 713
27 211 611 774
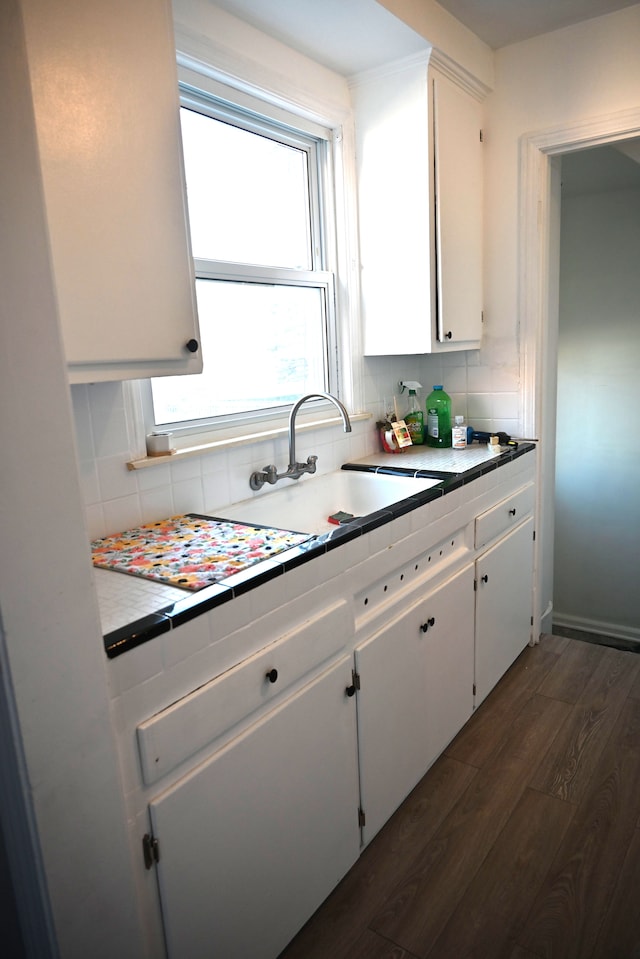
126 411 371 470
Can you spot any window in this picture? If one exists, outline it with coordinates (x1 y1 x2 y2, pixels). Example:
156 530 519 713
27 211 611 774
147 86 339 433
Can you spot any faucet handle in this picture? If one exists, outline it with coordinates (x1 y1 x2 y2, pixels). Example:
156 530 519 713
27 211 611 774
305 455 318 474
249 464 279 490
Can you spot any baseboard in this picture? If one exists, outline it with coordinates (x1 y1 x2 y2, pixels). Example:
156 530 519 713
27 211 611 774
552 611 640 647
539 600 554 638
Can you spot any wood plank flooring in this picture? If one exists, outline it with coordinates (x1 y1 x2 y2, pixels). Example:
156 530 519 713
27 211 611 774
279 635 640 959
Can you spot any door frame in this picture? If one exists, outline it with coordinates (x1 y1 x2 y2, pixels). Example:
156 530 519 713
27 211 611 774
519 106 640 641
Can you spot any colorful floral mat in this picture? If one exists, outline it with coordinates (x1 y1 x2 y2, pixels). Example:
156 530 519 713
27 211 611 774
91 514 310 591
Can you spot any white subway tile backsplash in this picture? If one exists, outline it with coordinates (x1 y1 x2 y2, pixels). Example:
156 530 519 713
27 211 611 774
442 365 467 393
70 385 94 459
348 422 372 460
493 391 520 420
449 393 468 419
169 455 202 484
202 470 231 513
102 494 143 537
139 486 175 523
491 417 520 436
71 356 525 541
88 382 130 457
440 351 467 368
200 449 228 476
490 367 519 392
172 478 205 516
137 462 172 491
467 393 492 420
85 503 106 540
467 364 493 393
76 457 101 506
97 453 139 501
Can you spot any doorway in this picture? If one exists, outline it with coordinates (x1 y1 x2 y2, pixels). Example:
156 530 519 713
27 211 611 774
519 110 640 646
553 144 640 648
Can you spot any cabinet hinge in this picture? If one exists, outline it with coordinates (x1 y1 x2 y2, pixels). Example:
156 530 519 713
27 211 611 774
481 310 485 323
358 807 366 828
142 833 160 870
473 683 477 697
480 129 484 143
473 578 478 591
352 669 361 691
531 616 534 626
533 529 536 541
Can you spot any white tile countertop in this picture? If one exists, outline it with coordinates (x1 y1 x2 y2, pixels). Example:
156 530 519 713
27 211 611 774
351 443 512 473
94 567 188 636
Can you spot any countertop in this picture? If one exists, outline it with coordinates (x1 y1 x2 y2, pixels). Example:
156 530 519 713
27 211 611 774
97 442 535 658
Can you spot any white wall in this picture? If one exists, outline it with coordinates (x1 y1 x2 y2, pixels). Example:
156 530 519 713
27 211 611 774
0 2 144 956
554 187 640 642
485 4 640 384
482 5 640 629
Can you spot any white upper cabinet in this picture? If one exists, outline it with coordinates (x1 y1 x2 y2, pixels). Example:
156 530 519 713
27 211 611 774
21 0 201 383
352 54 484 354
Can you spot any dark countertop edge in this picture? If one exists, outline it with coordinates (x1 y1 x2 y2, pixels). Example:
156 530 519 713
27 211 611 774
104 443 536 658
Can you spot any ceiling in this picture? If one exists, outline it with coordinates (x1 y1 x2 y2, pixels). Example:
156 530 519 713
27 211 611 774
208 0 640 70
206 1 640 192
208 0 429 75
435 0 639 49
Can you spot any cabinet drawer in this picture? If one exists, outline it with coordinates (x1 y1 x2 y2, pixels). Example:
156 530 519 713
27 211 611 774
474 482 535 549
137 600 351 785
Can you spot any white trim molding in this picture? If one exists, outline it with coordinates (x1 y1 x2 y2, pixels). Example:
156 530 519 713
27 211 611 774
519 105 640 645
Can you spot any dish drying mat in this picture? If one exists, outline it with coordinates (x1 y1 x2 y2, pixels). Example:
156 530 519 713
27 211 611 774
91 514 310 591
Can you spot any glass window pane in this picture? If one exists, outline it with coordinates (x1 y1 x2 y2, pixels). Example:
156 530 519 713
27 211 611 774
151 279 327 424
180 108 312 269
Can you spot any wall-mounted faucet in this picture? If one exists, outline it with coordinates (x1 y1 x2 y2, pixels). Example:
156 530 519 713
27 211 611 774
249 392 352 490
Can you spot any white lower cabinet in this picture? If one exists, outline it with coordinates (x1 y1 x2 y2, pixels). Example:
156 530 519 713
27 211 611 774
148 655 360 959
475 516 535 706
129 456 538 958
354 563 475 844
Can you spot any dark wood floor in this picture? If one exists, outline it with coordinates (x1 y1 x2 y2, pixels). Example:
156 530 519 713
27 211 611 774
280 635 640 959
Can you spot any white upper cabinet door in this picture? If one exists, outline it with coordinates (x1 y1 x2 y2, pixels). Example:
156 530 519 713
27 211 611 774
352 57 433 356
21 0 201 383
352 55 484 355
432 67 484 347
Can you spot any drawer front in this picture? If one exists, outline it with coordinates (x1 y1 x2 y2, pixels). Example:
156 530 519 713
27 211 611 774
137 600 351 785
474 482 535 549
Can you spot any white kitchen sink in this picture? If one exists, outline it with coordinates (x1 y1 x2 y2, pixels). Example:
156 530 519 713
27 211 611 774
215 469 442 536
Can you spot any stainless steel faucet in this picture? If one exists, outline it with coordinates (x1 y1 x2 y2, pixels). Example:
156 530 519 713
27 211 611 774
249 392 352 490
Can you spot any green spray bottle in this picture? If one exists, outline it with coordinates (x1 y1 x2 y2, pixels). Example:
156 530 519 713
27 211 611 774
400 381 424 445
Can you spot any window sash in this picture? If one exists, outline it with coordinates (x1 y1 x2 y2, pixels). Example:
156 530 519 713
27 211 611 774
143 85 339 436
148 264 337 432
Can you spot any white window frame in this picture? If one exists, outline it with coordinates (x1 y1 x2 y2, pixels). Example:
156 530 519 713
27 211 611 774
137 67 353 446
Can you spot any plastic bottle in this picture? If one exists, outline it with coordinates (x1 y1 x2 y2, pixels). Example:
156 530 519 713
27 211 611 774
425 385 452 448
401 381 424 445
452 415 467 449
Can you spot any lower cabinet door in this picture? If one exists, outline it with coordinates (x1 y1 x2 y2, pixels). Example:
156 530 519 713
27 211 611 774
148 655 360 959
475 516 535 706
355 563 475 845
